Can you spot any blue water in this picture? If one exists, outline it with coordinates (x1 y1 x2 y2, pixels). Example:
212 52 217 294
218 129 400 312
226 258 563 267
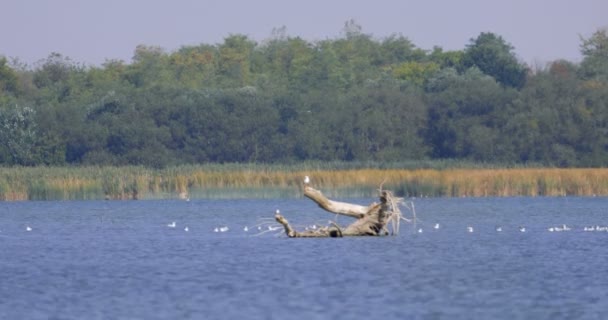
1 197 608 319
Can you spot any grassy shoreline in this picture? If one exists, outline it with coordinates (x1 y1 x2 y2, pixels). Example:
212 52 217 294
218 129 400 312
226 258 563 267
0 165 607 200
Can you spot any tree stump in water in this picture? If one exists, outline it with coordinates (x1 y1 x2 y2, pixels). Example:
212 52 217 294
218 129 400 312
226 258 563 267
275 183 405 238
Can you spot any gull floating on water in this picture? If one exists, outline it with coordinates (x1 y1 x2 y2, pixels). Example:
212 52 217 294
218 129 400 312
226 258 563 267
167 222 176 228
552 224 570 232
184 226 189 232
26 226 32 232
519 226 526 232
434 223 440 229
417 228 423 233
495 226 502 232
467 226 474 233
219 226 229 232
243 226 249 232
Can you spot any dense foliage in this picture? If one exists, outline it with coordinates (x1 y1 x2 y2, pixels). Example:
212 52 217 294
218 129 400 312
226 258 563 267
1 23 607 167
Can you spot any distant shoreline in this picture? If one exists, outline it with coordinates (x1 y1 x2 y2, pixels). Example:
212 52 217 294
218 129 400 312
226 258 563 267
1 165 606 201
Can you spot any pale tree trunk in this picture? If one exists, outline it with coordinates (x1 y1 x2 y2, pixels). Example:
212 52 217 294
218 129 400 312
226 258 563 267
275 184 404 238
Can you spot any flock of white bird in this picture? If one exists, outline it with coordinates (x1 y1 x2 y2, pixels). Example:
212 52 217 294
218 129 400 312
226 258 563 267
163 220 608 235
163 219 284 235
412 223 608 234
6 222 608 235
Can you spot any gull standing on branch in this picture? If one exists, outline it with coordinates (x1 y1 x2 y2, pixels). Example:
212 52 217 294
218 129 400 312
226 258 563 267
304 176 310 185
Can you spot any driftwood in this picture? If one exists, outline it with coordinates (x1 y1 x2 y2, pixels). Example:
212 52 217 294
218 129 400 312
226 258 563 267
275 179 407 238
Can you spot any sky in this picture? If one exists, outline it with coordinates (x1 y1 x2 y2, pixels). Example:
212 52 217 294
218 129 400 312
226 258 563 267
1 0 606 67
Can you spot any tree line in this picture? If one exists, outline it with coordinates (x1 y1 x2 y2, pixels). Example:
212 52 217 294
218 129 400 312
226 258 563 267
1 22 607 167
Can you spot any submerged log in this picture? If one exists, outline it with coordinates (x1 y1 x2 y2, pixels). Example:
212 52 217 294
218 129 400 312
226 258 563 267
275 181 405 237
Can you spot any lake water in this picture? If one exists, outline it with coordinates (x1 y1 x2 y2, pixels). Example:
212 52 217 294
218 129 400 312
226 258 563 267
1 197 607 319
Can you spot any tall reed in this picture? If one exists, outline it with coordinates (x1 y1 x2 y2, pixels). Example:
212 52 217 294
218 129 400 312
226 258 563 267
0 165 606 200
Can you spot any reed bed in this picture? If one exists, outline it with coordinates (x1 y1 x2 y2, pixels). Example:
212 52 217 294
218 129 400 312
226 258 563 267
0 165 606 201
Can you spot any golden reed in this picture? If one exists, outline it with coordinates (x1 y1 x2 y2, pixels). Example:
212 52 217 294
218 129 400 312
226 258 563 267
0 167 606 200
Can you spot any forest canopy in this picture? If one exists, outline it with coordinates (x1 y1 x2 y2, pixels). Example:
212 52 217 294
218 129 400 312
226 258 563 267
1 23 607 168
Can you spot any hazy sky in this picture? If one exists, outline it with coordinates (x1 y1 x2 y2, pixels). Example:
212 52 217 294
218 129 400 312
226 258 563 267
2 0 606 67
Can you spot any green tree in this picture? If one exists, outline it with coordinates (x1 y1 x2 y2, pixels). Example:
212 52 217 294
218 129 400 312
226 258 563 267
326 20 385 89
462 32 527 88
425 67 513 160
392 61 439 86
380 34 425 65
4 23 608 167
31 53 87 104
0 102 39 165
579 28 608 82
346 85 428 160
218 35 256 87
0 57 19 96
254 33 314 92
170 44 218 88
503 62 608 166
125 45 173 88
429 47 464 69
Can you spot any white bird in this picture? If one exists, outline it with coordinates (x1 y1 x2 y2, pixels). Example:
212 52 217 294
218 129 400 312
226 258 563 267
434 223 440 229
167 221 176 228
275 209 280 215
304 176 310 184
519 226 526 232
26 226 32 232
184 226 189 232
467 226 474 233
495 226 502 232
417 228 423 233
243 226 249 232
562 224 571 231
548 227 555 232
219 226 229 232
214 227 219 232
